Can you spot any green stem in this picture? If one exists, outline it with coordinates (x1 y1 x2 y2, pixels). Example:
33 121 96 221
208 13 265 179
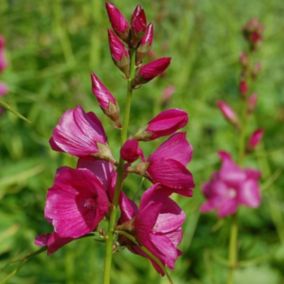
103 50 136 284
227 214 238 284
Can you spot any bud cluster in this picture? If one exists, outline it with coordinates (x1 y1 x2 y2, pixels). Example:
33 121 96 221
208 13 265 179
36 2 194 279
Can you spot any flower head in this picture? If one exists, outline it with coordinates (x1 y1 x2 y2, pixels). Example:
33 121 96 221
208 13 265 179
105 2 129 41
200 151 261 217
119 184 185 275
91 73 121 127
49 106 113 161
45 167 109 238
134 109 188 141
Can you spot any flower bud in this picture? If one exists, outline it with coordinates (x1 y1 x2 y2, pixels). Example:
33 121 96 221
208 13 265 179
0 83 8 97
247 128 264 151
132 57 171 87
243 18 264 50
217 100 239 127
0 49 7 72
239 52 249 67
130 5 147 47
91 73 121 128
247 93 257 114
136 24 154 65
239 79 248 96
134 109 188 141
105 2 129 41
120 139 143 163
108 29 130 77
252 62 262 79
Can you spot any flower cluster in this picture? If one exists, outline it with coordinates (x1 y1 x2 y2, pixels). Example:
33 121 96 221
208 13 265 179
202 19 264 217
0 35 8 98
36 2 194 277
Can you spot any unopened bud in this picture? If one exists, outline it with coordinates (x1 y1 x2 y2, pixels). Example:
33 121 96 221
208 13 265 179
136 24 154 65
217 100 239 127
239 79 248 96
247 128 264 152
243 18 264 50
130 5 147 47
120 139 143 163
247 93 257 114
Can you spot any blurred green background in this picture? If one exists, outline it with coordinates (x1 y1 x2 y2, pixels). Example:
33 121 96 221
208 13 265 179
0 0 284 283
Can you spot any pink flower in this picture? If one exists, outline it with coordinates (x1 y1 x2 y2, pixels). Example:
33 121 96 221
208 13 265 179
145 132 194 196
239 79 248 95
118 184 185 275
77 157 117 200
217 100 239 127
200 151 261 217
105 2 129 41
247 128 264 151
91 73 121 127
247 93 257 113
49 106 112 159
108 29 130 77
135 109 188 141
136 24 154 64
35 232 72 255
131 5 147 36
45 167 109 238
0 83 8 97
120 139 143 163
134 57 171 86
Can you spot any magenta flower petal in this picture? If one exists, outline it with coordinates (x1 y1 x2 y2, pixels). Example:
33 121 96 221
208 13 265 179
150 132 192 165
136 109 188 141
44 167 109 238
119 192 138 223
138 57 171 83
247 128 264 150
147 159 194 196
50 106 107 157
120 139 143 163
105 2 129 40
35 232 72 255
77 157 117 200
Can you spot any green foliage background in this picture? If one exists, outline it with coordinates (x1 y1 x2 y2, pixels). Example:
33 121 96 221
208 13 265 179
0 0 284 283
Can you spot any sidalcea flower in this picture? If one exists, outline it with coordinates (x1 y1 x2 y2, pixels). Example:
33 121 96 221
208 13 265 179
91 73 121 128
136 23 154 64
200 151 261 217
133 57 171 86
49 106 114 161
35 232 72 255
105 2 129 41
118 184 185 275
247 93 257 114
0 83 8 97
131 132 194 196
120 139 143 163
239 79 248 96
108 29 130 77
134 109 188 141
247 128 264 151
217 100 239 127
130 5 147 47
45 167 109 238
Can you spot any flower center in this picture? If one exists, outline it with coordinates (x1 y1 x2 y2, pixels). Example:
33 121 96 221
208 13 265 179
228 188 237 198
83 198 97 209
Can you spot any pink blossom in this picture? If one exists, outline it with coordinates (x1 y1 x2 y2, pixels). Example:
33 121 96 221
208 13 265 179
45 167 109 238
105 2 129 41
49 106 110 158
131 5 147 36
120 139 143 163
135 109 188 141
247 128 264 151
0 83 8 97
77 157 117 200
35 232 72 255
200 151 261 217
108 29 130 76
217 100 239 126
119 184 185 275
91 73 121 127
146 132 194 196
